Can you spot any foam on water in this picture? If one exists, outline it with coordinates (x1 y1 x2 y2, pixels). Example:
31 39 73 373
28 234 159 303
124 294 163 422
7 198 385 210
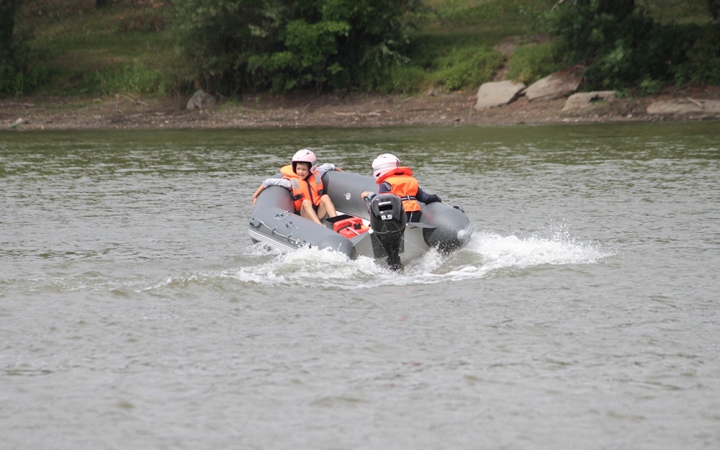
229 245 385 289
0 229 611 295
224 228 611 289
439 231 611 281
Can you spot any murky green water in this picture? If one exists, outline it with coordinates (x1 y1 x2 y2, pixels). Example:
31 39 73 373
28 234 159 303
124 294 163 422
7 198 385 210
1 122 719 449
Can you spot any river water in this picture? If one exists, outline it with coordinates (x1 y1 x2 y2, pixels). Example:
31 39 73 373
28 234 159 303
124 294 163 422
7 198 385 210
1 123 719 449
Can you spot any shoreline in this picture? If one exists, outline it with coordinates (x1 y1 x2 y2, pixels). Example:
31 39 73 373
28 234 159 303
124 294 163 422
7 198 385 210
3 88 720 131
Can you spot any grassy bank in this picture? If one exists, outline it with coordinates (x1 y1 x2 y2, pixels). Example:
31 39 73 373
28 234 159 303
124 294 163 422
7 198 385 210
20 0 554 96
19 0 174 96
14 0 719 97
396 0 553 92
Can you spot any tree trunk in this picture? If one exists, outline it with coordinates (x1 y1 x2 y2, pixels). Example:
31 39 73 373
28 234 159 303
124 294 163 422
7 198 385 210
97 0 108 8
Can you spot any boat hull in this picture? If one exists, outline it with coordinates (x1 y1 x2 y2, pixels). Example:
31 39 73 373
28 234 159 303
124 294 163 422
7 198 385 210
249 171 472 264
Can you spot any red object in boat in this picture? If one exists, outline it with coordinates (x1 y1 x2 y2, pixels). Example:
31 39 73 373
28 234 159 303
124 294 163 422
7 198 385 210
333 217 369 239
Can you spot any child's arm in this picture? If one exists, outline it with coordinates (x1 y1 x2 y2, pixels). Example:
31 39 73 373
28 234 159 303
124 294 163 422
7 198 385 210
252 185 265 205
316 163 344 176
252 178 293 205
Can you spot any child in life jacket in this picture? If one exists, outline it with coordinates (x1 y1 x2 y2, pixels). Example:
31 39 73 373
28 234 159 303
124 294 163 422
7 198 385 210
252 149 342 225
361 153 441 222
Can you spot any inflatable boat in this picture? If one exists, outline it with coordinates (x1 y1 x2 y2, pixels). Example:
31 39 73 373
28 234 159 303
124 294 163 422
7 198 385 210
248 170 473 269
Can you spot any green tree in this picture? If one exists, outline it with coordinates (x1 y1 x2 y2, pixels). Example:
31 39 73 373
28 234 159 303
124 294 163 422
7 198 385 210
1 0 20 64
1 0 21 94
710 0 720 21
548 0 720 90
1 0 46 95
172 0 422 94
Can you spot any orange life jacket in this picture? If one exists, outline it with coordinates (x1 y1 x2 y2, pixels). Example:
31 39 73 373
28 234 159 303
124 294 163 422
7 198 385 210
376 167 421 213
280 165 325 211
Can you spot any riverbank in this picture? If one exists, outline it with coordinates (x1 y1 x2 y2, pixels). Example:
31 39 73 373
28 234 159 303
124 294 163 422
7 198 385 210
3 86 720 131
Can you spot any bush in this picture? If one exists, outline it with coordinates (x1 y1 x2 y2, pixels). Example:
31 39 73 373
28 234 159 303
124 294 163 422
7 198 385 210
172 0 423 95
674 25 720 85
0 65 48 96
91 64 170 95
430 46 505 90
547 0 720 92
1 0 49 95
366 64 426 94
506 41 562 84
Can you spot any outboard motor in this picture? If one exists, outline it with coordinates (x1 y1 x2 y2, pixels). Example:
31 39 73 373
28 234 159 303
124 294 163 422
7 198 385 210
369 194 406 270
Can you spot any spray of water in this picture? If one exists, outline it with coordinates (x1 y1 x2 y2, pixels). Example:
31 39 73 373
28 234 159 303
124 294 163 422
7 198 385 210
227 226 612 289
3 226 610 294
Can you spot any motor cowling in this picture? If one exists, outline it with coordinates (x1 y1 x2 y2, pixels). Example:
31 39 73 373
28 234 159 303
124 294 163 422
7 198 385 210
369 194 406 270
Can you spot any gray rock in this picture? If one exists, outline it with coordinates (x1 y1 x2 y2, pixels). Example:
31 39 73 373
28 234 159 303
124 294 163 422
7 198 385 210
474 81 526 110
186 90 216 110
704 100 720 113
11 118 28 128
647 99 720 114
562 91 616 111
526 66 582 101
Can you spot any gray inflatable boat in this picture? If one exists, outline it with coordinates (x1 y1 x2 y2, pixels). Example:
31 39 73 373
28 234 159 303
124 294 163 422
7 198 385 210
249 170 473 269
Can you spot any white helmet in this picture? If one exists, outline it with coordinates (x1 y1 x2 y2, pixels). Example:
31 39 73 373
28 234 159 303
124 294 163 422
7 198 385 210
291 149 317 173
372 153 400 179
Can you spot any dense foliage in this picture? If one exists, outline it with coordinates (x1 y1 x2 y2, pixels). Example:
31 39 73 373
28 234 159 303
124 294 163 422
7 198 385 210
173 0 423 94
547 0 720 92
1 0 47 95
1 0 23 94
506 41 561 85
5 0 720 96
709 0 720 21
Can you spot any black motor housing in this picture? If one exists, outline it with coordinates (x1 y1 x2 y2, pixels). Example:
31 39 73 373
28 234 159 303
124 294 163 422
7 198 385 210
369 194 406 270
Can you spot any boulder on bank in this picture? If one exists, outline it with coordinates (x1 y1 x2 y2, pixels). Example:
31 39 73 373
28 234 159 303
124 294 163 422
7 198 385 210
562 91 616 111
11 118 28 128
647 99 720 114
187 90 216 110
526 66 583 102
474 81 526 110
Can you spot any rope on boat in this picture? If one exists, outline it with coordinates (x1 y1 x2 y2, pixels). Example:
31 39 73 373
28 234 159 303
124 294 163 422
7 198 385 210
252 218 306 247
251 216 430 254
